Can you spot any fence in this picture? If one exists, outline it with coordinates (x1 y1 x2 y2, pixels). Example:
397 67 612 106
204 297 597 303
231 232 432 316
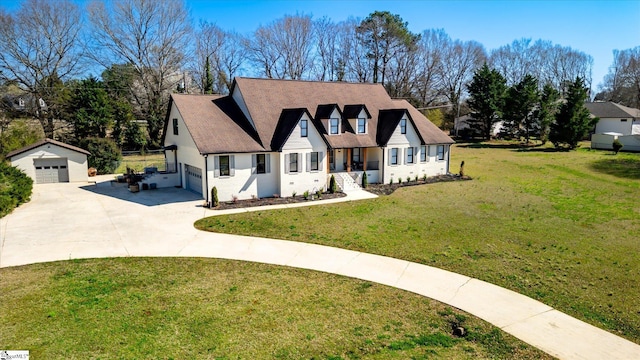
591 134 640 152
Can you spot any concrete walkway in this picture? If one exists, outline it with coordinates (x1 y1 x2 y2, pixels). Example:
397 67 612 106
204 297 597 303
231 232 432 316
1 179 639 359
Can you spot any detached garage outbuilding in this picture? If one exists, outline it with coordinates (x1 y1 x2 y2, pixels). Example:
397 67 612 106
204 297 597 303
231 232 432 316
6 138 90 184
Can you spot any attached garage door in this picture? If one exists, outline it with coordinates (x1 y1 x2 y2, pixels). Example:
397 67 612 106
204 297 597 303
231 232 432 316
185 164 202 195
34 158 69 184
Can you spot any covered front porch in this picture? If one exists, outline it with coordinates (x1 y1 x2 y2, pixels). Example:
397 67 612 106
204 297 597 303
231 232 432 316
328 147 381 187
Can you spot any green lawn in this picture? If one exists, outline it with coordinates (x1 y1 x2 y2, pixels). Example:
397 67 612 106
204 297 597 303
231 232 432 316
114 152 166 174
196 142 640 344
0 258 550 359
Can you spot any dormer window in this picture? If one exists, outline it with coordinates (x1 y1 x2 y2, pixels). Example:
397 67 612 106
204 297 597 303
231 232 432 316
18 98 25 107
329 118 339 135
400 118 407 134
300 119 308 137
357 118 366 134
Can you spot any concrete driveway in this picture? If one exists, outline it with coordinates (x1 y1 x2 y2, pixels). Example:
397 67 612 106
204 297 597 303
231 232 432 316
1 178 640 360
0 177 208 267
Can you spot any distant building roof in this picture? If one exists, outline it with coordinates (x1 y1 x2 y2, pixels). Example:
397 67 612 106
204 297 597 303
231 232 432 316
585 102 640 119
6 138 90 159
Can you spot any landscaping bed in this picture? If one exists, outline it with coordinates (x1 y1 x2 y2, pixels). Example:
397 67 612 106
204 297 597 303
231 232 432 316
365 173 472 195
212 191 347 210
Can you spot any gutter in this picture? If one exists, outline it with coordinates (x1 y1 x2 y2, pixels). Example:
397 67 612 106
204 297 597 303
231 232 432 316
204 154 209 205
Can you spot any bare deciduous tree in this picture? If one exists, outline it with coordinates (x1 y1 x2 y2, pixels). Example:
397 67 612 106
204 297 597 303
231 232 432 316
413 29 449 107
0 0 84 138
597 47 640 108
440 39 487 128
244 14 315 80
88 0 191 146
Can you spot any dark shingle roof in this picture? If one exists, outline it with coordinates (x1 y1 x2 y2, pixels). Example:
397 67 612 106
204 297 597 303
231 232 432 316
6 138 90 159
343 104 371 119
167 78 454 154
167 94 264 154
271 108 316 151
585 102 640 119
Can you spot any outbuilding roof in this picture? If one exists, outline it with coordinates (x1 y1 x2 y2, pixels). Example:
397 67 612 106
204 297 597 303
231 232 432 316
585 102 640 119
5 138 90 159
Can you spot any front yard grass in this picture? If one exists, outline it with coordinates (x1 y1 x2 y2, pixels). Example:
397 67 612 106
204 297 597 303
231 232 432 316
196 142 640 344
0 258 550 359
114 152 165 174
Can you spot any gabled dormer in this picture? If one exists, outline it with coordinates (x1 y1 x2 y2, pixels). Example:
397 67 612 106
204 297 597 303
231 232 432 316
315 104 343 135
343 104 372 135
376 109 425 146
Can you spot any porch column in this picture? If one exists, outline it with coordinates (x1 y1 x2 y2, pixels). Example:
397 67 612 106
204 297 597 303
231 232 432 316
346 148 352 172
363 148 367 171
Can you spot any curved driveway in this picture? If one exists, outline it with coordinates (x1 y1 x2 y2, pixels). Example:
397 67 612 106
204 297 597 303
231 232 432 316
1 178 639 359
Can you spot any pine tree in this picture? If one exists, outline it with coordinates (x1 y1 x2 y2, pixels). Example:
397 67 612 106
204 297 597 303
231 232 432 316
549 77 597 149
534 84 560 144
467 64 507 140
502 75 539 142
204 56 213 94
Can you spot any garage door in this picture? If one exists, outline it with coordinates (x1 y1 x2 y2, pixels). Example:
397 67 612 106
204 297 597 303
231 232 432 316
185 164 202 195
34 158 69 184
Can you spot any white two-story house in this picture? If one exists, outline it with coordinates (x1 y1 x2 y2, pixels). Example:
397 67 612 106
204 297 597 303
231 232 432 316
158 77 454 203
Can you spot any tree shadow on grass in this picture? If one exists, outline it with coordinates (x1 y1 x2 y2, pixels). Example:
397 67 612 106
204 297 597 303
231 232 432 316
457 142 542 150
589 157 640 179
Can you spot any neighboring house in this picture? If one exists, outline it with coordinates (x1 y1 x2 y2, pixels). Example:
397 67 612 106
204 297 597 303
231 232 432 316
160 77 454 203
586 102 640 152
6 138 90 184
454 114 504 138
585 101 640 135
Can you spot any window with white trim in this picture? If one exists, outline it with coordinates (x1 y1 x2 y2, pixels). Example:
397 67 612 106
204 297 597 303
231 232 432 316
420 145 427 162
357 118 366 133
300 119 308 137
390 148 399 165
330 118 339 134
400 118 407 134
437 145 445 161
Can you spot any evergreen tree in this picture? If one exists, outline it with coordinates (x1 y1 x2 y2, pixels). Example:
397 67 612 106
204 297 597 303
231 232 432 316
534 84 560 144
502 74 539 142
204 56 214 94
67 77 114 143
467 63 507 140
549 77 597 149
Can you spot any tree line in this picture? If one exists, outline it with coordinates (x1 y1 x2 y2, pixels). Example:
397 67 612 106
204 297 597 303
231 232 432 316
0 0 636 156
467 64 596 149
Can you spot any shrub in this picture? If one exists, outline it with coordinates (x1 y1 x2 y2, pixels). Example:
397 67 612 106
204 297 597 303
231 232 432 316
406 176 411 183
612 139 623 154
414 175 419 182
211 186 219 207
0 161 33 218
79 137 122 174
389 178 394 185
292 191 297 198
316 190 322 199
303 190 309 200
329 175 337 194
422 174 427 182
362 172 368 188
398 177 402 184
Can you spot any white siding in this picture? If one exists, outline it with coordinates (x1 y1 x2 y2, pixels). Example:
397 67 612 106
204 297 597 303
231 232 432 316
10 143 88 183
231 86 257 131
206 152 279 202
595 118 634 135
281 112 327 196
164 104 206 196
381 115 449 183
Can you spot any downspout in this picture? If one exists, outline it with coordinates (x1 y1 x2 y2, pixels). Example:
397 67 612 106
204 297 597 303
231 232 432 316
381 147 385 184
204 154 209 204
446 144 451 174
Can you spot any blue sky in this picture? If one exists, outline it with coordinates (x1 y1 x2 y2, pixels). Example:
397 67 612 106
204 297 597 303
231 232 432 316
2 0 639 88
189 0 639 89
